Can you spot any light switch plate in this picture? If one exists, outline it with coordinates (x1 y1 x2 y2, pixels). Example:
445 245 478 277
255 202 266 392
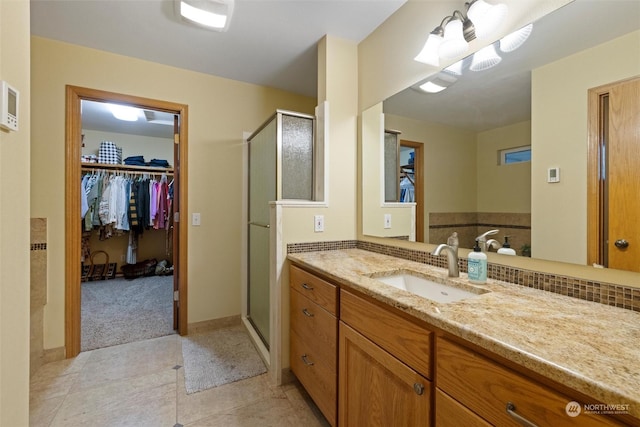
314 215 324 232
384 214 392 229
192 213 201 226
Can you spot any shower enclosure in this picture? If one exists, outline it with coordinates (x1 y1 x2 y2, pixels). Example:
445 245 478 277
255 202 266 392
247 110 315 349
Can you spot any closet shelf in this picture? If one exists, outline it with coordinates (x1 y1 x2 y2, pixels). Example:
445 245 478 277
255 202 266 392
81 163 174 174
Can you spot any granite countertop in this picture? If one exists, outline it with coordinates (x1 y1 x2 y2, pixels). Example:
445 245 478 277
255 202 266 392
287 248 640 419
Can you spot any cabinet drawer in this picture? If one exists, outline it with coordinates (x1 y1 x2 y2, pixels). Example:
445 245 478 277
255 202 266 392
290 265 337 315
435 388 491 427
290 328 337 426
436 337 622 427
340 289 432 379
290 288 337 369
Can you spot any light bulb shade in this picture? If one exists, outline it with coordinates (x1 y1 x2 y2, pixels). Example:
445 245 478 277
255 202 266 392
176 0 234 32
467 0 508 40
414 33 443 66
500 23 533 52
439 19 468 59
444 59 464 76
470 44 502 71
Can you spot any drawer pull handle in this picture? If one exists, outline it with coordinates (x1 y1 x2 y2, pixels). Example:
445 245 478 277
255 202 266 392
301 354 314 366
301 283 314 290
302 308 314 317
413 383 425 395
506 402 537 427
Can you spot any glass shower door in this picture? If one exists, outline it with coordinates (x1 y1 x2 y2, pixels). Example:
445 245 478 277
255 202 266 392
248 118 276 347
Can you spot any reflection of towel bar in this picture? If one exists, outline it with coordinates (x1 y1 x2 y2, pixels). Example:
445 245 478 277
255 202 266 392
249 222 270 228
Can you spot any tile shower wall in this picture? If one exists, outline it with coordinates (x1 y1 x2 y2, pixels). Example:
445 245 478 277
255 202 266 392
31 218 47 374
430 212 531 254
287 240 640 313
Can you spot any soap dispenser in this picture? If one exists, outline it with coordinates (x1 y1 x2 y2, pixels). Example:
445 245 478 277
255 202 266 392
497 236 516 256
467 239 487 284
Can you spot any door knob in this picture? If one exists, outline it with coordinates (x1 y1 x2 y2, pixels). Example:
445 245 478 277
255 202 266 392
614 239 629 249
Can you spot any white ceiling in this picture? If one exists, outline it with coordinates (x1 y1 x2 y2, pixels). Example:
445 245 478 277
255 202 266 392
30 0 640 136
384 0 640 132
30 0 406 99
31 0 406 136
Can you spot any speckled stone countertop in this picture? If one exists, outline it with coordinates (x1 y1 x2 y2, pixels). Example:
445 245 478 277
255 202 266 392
288 248 640 420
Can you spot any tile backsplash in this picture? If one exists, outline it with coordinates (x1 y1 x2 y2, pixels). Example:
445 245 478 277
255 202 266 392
287 239 640 313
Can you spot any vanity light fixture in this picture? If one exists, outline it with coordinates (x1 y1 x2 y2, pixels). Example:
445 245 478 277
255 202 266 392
176 0 234 32
470 43 502 71
414 0 507 67
500 23 533 52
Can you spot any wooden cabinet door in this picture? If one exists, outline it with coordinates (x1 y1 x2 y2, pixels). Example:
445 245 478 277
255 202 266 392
339 322 431 427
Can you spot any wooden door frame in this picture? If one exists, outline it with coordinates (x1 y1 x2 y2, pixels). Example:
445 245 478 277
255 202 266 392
65 86 189 357
587 83 607 266
400 140 424 242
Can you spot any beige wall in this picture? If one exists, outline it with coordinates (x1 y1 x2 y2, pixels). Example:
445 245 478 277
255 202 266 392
384 113 477 241
477 120 531 213
0 0 31 425
532 30 640 265
361 103 415 239
31 36 316 350
278 36 358 373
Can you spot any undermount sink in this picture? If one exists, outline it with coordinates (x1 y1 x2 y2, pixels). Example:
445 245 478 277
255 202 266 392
369 270 488 304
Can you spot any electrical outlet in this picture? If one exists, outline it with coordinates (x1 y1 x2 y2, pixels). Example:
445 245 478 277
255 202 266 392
192 213 201 226
384 214 392 229
314 215 324 232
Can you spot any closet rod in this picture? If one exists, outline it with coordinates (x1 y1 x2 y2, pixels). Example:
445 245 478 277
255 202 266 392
81 164 174 176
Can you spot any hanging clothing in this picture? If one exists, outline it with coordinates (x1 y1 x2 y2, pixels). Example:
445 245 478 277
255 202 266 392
400 176 415 203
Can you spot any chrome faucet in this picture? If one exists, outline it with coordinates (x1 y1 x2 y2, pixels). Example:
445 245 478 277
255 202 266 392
477 229 499 252
433 232 459 277
485 239 500 251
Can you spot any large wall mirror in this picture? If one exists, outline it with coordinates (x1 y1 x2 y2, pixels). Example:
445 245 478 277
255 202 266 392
361 0 640 273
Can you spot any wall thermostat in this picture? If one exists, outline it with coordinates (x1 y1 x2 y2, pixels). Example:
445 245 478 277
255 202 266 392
547 167 560 183
0 80 19 131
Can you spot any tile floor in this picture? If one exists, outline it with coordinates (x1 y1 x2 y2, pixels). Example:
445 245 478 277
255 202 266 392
30 334 330 426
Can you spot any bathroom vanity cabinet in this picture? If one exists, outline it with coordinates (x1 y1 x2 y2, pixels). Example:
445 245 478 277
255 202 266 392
289 265 338 426
339 289 431 426
289 262 630 427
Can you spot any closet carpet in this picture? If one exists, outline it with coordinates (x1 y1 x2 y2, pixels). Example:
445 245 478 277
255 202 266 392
81 275 175 351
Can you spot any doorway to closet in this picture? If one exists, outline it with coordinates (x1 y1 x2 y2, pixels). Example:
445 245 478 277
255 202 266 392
65 86 189 358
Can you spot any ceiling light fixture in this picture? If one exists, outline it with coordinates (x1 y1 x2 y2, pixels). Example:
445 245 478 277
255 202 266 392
414 0 508 67
414 72 458 94
109 104 140 122
176 0 234 32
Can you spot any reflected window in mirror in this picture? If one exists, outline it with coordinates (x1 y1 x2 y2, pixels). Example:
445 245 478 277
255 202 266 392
499 145 531 165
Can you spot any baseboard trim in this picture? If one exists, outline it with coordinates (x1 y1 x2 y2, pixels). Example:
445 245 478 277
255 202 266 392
187 315 241 334
43 346 66 364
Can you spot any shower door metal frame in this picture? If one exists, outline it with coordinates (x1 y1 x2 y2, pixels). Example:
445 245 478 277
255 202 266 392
246 110 316 351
